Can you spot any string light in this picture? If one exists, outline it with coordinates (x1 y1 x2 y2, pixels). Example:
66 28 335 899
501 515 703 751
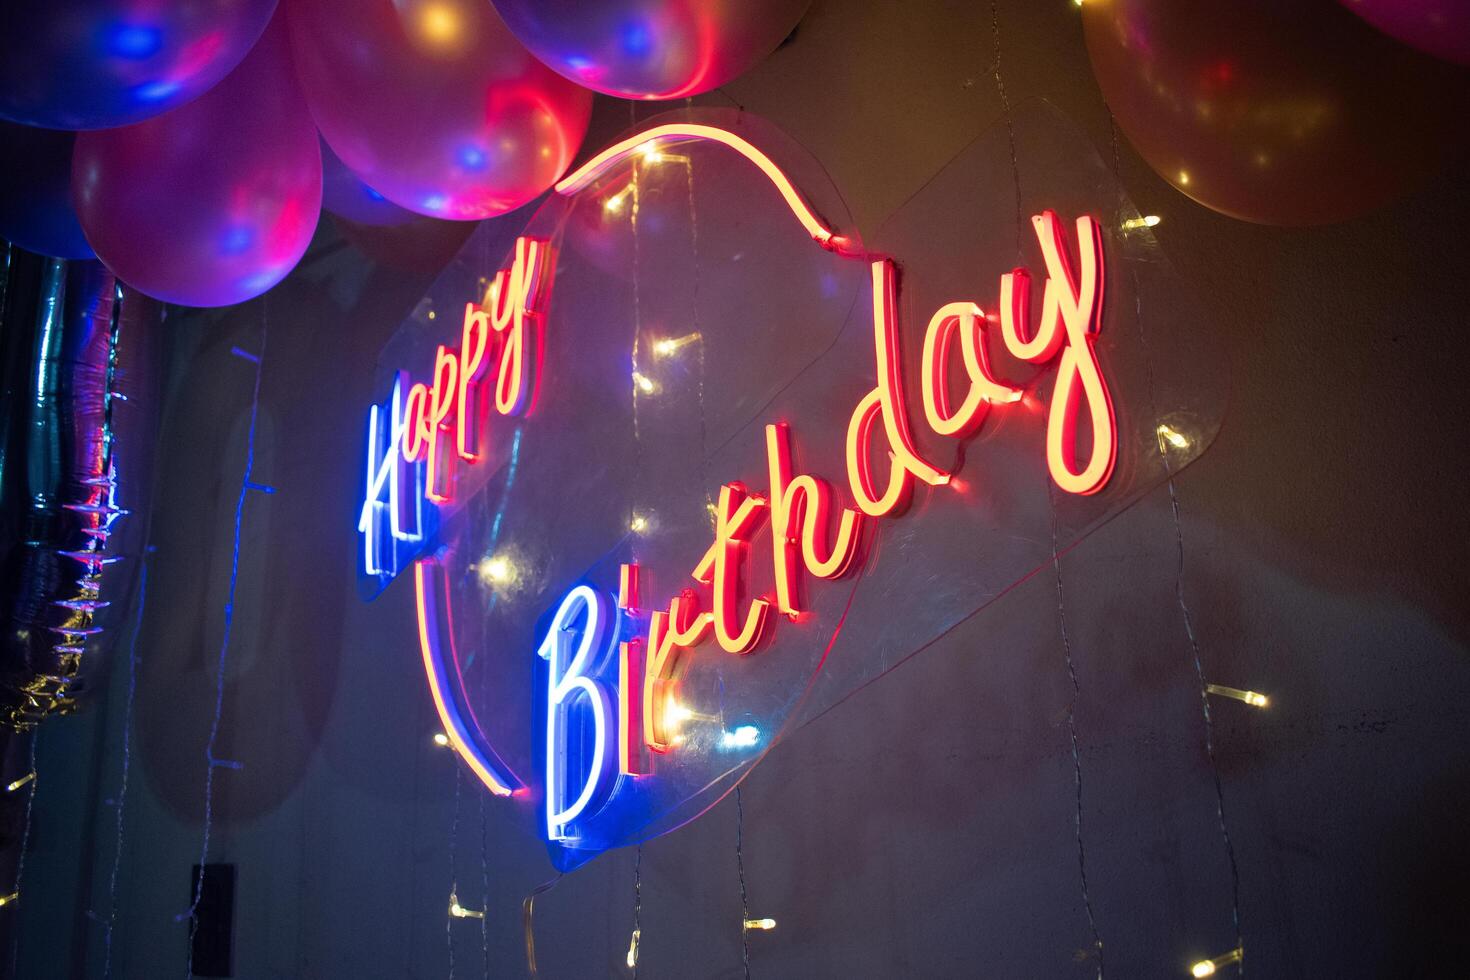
433 732 451 747
1115 135 1247 966
1156 423 1190 451
183 302 270 977
720 726 761 750
1205 684 1269 708
4 772 34 793
652 332 701 358
0 893 16 908
476 554 514 586
448 887 484 919
632 371 659 395
1190 947 1243 976
604 189 630 214
629 513 651 534
626 927 640 970
1123 215 1161 230
743 918 776 931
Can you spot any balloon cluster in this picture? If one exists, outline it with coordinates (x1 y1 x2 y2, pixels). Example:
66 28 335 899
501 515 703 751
0 0 816 307
1082 0 1470 226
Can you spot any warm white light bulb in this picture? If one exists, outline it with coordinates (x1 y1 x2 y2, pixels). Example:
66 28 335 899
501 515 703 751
478 554 513 585
432 732 450 747
632 372 658 395
626 928 640 968
1156 423 1190 450
1205 684 1269 709
1190 946 1242 976
743 917 776 931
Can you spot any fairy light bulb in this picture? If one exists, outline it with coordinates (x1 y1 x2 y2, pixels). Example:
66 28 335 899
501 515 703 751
5 772 35 792
432 732 450 747
1123 215 1161 230
477 554 513 586
448 888 484 919
632 372 659 395
638 140 663 164
626 928 640 969
1190 947 1242 976
1205 684 1269 708
630 514 650 534
743 918 776 931
652 332 701 358
720 726 760 749
1156 423 1190 450
604 190 628 214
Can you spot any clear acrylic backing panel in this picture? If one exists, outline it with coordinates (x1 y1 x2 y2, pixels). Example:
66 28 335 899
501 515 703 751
356 102 1227 871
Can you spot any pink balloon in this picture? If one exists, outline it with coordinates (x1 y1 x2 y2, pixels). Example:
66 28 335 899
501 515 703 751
73 17 321 307
490 0 811 99
1337 0 1470 65
289 0 592 221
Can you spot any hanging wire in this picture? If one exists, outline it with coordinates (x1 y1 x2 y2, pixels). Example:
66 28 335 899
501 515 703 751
6 733 39 978
631 843 643 978
446 765 463 980
1048 491 1105 978
101 557 149 978
735 786 751 980
629 99 646 530
477 792 490 980
682 98 716 523
1103 104 1245 975
989 0 1025 255
181 299 269 977
990 4 1105 971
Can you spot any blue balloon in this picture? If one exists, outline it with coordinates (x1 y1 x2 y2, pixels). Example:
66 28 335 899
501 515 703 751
0 0 278 130
0 120 93 259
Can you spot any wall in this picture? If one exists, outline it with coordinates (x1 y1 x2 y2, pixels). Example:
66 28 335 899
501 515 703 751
13 1 1470 978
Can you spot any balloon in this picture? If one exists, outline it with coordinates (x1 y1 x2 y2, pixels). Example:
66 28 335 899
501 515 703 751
0 0 279 131
0 247 162 731
1337 0 1470 66
490 0 810 99
1082 0 1468 225
0 121 94 259
72 17 321 308
320 140 415 228
289 0 592 220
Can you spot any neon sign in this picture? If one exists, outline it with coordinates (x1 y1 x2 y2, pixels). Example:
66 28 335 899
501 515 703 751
356 110 1224 865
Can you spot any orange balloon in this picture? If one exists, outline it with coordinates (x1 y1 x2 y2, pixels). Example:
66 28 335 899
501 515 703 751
1082 0 1469 225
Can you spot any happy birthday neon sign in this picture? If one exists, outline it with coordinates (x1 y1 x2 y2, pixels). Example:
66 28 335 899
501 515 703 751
359 123 1119 844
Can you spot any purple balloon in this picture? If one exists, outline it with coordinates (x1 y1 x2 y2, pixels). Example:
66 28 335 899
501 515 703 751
72 16 320 308
491 0 810 99
0 0 279 131
0 121 94 259
320 140 415 228
1337 0 1470 65
290 0 592 220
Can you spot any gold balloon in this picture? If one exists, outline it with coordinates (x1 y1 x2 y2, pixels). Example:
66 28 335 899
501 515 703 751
1082 0 1469 225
